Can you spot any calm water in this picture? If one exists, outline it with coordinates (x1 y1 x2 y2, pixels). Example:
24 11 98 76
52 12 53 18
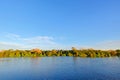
0 57 120 80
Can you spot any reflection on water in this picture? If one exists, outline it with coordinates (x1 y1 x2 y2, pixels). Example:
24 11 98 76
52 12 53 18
0 57 120 80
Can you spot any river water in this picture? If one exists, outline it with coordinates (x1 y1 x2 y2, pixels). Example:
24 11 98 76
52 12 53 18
0 57 120 80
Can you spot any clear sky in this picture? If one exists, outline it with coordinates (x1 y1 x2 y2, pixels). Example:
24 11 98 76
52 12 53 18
0 0 120 50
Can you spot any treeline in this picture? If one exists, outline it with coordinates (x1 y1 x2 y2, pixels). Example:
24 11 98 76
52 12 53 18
0 47 120 58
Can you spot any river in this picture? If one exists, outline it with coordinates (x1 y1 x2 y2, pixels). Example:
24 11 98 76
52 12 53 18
0 57 120 80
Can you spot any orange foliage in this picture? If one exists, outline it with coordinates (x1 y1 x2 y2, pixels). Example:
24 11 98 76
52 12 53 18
31 48 42 54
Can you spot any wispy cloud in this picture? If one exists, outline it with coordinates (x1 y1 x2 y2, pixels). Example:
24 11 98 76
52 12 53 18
5 33 21 40
0 33 59 50
0 33 120 50
93 40 120 50
0 42 25 50
22 36 55 45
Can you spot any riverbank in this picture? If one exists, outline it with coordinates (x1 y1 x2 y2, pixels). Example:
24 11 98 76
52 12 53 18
0 48 120 58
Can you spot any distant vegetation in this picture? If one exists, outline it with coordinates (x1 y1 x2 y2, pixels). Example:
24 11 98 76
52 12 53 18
0 47 120 58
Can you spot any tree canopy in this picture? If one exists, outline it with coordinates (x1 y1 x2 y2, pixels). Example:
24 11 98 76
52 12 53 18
0 48 120 58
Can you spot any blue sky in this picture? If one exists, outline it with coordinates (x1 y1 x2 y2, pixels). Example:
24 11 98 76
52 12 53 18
0 0 120 50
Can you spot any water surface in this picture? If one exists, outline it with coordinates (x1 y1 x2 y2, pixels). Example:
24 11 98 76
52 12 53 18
0 57 120 80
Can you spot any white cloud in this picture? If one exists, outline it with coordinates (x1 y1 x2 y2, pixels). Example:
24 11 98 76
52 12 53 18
55 40 120 50
5 33 20 40
92 40 120 50
0 33 59 50
22 36 55 45
0 33 120 50
0 42 25 50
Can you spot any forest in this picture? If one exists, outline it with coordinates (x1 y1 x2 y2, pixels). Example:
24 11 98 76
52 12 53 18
0 47 120 58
